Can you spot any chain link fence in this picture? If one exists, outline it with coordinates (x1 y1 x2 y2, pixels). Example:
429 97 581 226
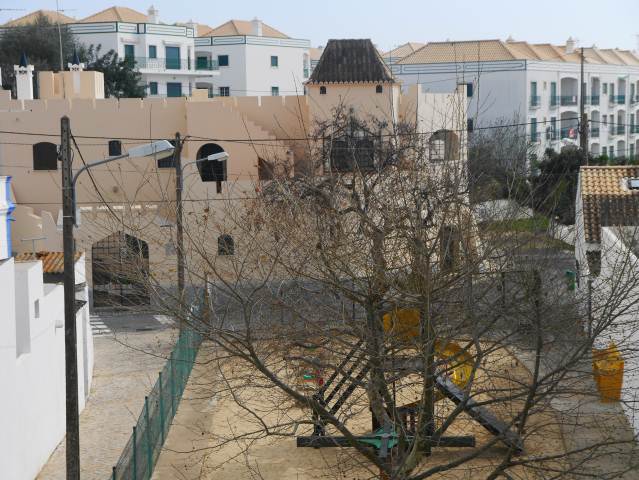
110 328 202 480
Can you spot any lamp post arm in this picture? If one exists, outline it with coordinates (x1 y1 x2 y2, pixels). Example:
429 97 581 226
70 153 130 226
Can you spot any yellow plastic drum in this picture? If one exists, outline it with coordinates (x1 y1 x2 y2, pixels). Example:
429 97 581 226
593 343 624 402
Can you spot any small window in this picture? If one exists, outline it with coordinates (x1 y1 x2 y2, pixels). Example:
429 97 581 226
270 55 279 67
33 142 58 171
628 178 639 190
376 85 383 94
218 55 229 67
217 234 234 256
148 45 157 59
271 86 279 96
603 83 608 94
258 158 274 180
466 82 473 97
467 118 474 132
124 44 135 63
108 140 122 157
149 82 158 95
219 86 230 97
602 146 608 156
166 82 182 98
319 86 326 95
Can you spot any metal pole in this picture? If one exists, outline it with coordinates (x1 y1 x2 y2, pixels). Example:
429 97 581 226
174 132 184 329
144 396 152 477
580 47 589 165
132 426 137 480
61 115 80 480
158 371 165 443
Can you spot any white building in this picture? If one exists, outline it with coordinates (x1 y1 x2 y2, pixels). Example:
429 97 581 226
193 18 311 97
0 176 93 480
575 166 639 435
2 6 219 98
387 39 639 158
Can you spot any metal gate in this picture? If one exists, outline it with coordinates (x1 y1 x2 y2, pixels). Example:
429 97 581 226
92 232 150 308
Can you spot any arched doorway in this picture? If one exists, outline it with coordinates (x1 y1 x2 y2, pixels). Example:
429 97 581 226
92 232 150 308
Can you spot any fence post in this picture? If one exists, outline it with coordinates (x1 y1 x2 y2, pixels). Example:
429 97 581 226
144 396 152 479
158 371 165 443
112 466 116 480
170 351 176 416
132 425 137 480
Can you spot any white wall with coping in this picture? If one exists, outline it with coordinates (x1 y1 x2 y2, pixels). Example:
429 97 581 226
594 227 639 435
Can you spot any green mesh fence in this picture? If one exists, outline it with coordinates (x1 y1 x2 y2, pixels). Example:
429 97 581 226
110 328 202 480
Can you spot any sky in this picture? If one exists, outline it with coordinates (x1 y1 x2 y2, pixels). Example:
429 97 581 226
1 0 638 53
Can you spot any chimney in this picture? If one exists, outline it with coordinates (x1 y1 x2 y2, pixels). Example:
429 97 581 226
565 36 576 54
14 53 34 100
185 19 197 34
147 5 159 24
251 17 263 36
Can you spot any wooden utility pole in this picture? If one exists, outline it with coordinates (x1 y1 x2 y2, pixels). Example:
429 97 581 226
61 115 80 479
174 132 184 328
580 47 589 165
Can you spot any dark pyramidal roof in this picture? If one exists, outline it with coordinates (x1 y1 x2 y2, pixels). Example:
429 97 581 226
308 39 395 84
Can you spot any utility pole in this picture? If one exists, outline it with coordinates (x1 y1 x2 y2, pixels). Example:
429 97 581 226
61 115 80 480
174 132 184 328
579 47 589 165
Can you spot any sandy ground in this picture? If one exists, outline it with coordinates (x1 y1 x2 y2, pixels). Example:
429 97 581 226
153 342 569 480
37 324 177 480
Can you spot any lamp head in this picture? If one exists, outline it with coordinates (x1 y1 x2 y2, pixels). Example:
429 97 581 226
128 140 175 159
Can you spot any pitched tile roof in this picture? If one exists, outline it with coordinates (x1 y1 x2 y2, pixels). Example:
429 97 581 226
202 19 289 38
3 9 75 27
15 251 82 274
382 42 425 60
308 39 395 84
80 6 148 23
397 39 639 66
580 166 639 243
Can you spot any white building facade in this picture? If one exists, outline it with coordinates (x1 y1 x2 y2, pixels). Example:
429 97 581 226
194 19 310 97
0 176 94 480
389 40 639 159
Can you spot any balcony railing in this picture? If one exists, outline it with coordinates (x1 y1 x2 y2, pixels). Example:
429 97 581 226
617 124 626 135
546 130 558 141
560 95 578 106
585 95 600 106
530 131 540 142
560 126 578 139
530 95 541 107
631 125 639 134
631 95 639 105
127 56 219 72
550 96 560 107
590 127 600 138
609 126 616 136
610 95 627 105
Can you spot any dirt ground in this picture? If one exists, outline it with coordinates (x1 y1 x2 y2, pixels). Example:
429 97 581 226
151 340 570 480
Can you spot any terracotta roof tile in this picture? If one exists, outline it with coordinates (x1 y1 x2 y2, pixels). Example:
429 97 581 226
3 9 75 27
309 39 394 84
398 40 516 64
15 251 82 274
382 42 425 60
203 19 288 38
80 6 148 23
580 166 639 244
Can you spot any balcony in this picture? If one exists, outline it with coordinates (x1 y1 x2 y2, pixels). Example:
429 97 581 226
610 95 627 105
609 127 616 136
617 125 626 135
632 95 639 105
550 96 560 107
585 95 600 106
631 125 639 134
590 127 600 138
546 130 558 141
560 126 578 139
530 131 541 142
129 57 219 72
560 95 578 106
530 96 541 108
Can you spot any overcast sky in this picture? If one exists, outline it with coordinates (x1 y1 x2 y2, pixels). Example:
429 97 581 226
2 0 637 53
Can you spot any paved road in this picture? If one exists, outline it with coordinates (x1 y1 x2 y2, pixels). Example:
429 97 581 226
37 314 177 480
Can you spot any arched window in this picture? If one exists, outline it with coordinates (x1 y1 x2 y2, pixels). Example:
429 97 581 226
319 86 327 95
217 234 234 255
197 143 227 193
429 130 460 161
33 142 58 171
375 85 383 94
108 140 122 157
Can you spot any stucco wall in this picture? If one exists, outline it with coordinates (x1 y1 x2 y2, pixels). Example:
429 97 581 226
0 257 92 480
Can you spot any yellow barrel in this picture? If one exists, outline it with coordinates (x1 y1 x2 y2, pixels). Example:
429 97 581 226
592 343 624 402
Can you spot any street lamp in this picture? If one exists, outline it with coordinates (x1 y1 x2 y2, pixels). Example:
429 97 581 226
174 146 229 319
60 116 174 480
